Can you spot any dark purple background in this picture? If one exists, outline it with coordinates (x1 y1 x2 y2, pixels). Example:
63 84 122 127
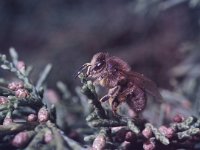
0 0 198 89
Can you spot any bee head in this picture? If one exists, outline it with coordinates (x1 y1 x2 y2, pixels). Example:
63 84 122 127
89 52 108 77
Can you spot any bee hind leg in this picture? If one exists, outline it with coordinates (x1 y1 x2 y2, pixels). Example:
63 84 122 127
111 101 124 119
112 101 119 114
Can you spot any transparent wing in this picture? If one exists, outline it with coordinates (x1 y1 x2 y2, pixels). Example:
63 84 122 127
127 71 163 103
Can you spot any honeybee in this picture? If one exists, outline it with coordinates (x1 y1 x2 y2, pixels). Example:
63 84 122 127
77 52 162 115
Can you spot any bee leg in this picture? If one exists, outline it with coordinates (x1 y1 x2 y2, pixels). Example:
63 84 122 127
99 95 110 102
112 101 119 114
117 88 133 103
75 63 91 78
111 101 125 119
100 86 121 103
85 65 91 77
109 86 121 97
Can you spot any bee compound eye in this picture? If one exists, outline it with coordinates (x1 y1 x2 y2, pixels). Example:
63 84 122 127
113 68 117 72
97 62 102 67
93 62 104 71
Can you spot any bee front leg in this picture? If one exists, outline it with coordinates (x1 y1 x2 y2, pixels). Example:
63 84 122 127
99 86 121 103
109 86 122 115
86 65 91 77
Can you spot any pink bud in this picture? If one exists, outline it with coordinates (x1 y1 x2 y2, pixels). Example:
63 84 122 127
38 107 49 122
166 128 174 138
3 117 13 125
0 96 8 104
159 126 168 134
143 141 155 150
159 126 174 139
12 131 29 148
92 135 106 150
142 127 152 139
15 89 29 98
44 131 53 143
173 114 184 123
8 82 24 91
125 131 135 142
17 61 25 72
27 114 37 122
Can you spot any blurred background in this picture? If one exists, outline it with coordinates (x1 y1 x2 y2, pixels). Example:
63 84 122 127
1 0 200 138
2 0 200 90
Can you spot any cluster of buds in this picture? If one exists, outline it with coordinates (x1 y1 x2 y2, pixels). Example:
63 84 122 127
142 127 155 150
8 82 24 91
8 82 29 99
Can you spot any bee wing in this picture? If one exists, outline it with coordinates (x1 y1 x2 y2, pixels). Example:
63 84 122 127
127 71 163 103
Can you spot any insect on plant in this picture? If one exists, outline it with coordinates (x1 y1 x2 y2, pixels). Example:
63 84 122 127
76 52 163 116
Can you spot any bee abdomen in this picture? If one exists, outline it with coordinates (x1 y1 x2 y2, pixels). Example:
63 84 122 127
127 87 147 113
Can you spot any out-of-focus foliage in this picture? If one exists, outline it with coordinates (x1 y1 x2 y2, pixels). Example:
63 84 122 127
1 0 200 149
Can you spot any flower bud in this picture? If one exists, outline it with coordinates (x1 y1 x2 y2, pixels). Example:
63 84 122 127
166 127 174 139
38 107 49 122
8 82 24 91
173 114 184 123
44 131 53 143
17 61 26 73
12 131 29 148
27 114 37 122
125 131 135 142
159 126 174 139
0 96 8 104
143 141 155 150
142 127 152 139
15 89 29 99
92 135 106 150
